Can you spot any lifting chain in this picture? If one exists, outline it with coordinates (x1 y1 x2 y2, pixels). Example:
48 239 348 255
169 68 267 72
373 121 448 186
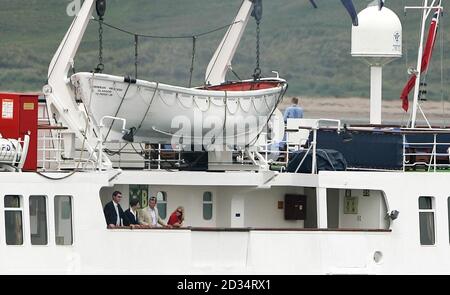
253 19 261 80
189 36 197 88
252 0 263 80
134 34 139 79
95 18 105 73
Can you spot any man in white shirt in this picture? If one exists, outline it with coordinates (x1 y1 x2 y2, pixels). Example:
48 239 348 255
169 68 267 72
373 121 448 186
123 197 140 228
138 196 170 228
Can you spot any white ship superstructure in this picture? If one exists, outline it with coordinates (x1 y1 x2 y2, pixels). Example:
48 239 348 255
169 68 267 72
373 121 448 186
0 0 449 275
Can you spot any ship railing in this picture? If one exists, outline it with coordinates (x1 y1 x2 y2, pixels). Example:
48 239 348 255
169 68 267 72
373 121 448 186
38 132 63 171
402 133 450 172
258 139 288 167
259 119 342 174
259 124 450 173
37 127 96 171
258 139 307 172
103 143 182 170
105 143 265 170
151 144 182 170
38 102 99 171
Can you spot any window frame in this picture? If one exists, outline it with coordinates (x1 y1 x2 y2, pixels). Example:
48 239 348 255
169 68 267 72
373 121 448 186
29 195 48 246
202 192 213 221
418 196 436 246
54 195 74 246
448 197 450 245
156 191 167 220
4 195 24 246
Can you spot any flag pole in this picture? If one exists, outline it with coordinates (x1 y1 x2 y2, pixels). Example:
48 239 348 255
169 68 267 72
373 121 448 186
410 0 431 128
408 0 442 128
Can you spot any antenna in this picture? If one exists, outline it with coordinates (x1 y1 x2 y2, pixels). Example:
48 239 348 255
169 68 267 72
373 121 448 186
351 5 402 125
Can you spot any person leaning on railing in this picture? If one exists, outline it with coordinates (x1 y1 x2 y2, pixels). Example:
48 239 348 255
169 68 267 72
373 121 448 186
123 197 141 229
103 191 126 228
167 206 185 228
138 196 171 228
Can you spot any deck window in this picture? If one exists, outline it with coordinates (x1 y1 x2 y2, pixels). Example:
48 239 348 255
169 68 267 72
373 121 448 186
4 195 23 245
54 196 73 245
203 192 213 220
419 196 435 245
156 191 167 219
29 196 48 245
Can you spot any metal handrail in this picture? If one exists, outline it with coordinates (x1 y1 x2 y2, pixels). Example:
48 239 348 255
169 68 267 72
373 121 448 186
402 133 450 172
37 131 96 171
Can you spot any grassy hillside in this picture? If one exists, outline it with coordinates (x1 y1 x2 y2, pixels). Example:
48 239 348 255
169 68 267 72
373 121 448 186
0 0 448 101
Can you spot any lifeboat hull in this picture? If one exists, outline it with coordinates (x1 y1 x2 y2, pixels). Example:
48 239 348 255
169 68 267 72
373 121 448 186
71 73 287 148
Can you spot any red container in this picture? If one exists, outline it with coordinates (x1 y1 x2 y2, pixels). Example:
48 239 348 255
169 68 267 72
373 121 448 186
0 93 38 171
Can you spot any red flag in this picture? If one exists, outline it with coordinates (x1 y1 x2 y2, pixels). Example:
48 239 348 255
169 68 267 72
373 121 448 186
400 10 439 112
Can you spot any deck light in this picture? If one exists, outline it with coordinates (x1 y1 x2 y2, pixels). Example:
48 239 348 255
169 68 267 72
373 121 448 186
122 127 136 143
389 210 399 220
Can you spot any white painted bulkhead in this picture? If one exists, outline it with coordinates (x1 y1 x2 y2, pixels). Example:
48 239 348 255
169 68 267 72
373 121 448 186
0 170 449 274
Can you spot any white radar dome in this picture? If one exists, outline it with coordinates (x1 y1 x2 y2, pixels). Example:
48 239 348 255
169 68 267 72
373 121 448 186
351 6 402 60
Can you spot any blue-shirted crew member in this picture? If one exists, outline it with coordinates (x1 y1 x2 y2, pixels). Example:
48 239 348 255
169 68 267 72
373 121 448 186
280 97 304 153
283 97 304 122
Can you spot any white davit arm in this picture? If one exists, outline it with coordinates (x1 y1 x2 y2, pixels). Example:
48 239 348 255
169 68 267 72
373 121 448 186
204 0 254 85
48 0 95 87
45 0 111 168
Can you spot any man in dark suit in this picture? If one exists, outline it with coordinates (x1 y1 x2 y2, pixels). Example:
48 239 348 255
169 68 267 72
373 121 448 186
103 191 125 228
123 197 140 227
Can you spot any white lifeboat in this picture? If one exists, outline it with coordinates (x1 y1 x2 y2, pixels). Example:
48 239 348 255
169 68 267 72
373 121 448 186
71 72 287 147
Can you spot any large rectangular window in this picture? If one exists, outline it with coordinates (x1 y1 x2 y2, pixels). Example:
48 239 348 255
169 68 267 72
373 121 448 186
54 196 73 245
29 196 48 245
419 196 435 245
4 195 23 245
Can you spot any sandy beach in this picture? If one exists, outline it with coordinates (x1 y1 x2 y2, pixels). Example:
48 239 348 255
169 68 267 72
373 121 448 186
280 97 450 126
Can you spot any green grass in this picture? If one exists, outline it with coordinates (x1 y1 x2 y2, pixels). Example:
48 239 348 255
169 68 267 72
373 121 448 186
0 0 449 102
